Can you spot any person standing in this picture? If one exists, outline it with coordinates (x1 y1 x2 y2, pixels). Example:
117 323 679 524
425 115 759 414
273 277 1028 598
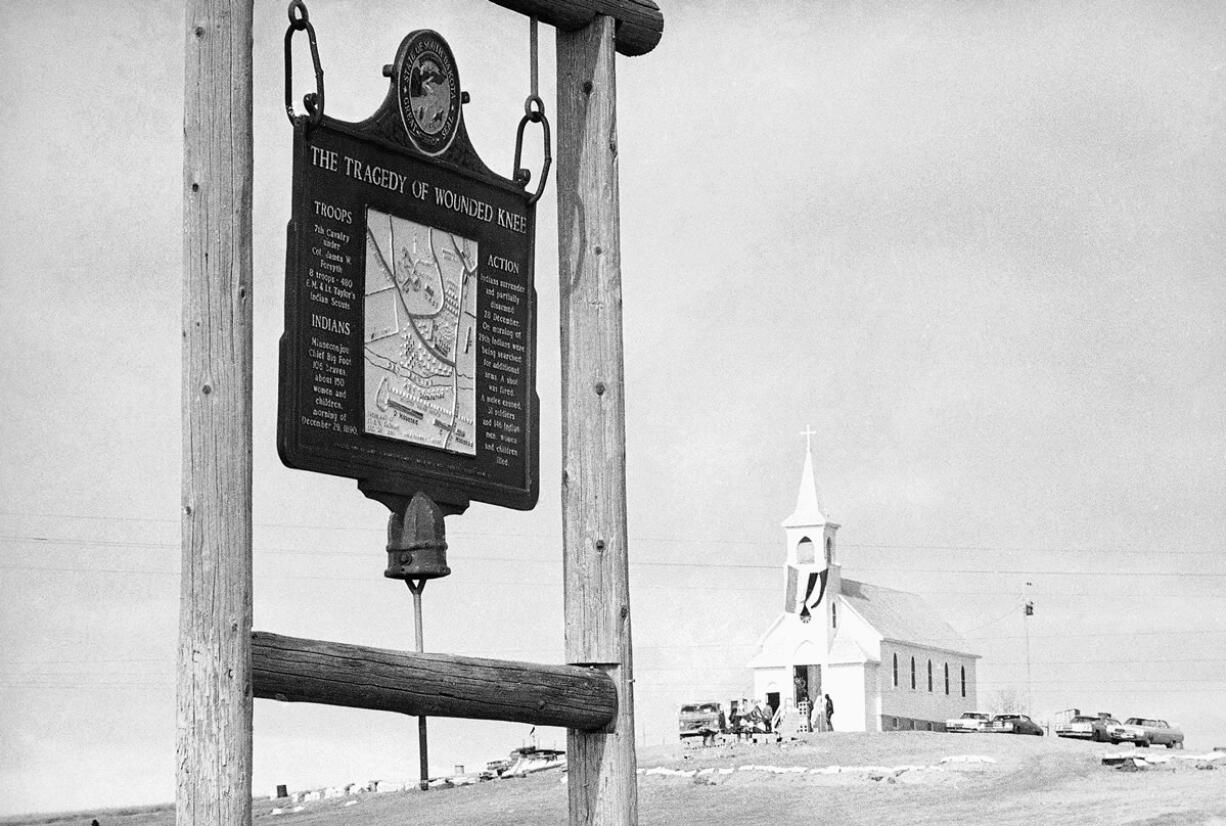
824 693 835 730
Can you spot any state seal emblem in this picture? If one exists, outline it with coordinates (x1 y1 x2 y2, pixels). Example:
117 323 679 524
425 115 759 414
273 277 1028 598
397 30 461 156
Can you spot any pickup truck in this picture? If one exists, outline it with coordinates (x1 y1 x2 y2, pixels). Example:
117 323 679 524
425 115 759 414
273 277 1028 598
678 702 725 741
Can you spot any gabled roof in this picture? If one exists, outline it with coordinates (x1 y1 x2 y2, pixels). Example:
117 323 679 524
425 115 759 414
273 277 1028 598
839 578 978 657
828 635 875 664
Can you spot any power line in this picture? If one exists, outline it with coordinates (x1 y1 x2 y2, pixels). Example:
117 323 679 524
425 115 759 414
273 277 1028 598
2 512 1224 557
3 563 1224 601
4 561 1226 602
5 535 1226 580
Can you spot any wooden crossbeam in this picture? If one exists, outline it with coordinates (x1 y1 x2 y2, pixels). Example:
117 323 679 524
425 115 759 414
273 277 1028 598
487 0 663 56
252 632 618 731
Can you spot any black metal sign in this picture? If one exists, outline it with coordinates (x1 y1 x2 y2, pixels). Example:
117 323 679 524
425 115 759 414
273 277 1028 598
278 28 540 512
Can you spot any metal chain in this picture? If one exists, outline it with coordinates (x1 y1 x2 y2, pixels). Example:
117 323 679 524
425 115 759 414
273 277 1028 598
514 16 551 204
284 0 325 127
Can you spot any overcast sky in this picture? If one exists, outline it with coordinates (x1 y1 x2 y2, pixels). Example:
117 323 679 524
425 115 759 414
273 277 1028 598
2 0 1224 815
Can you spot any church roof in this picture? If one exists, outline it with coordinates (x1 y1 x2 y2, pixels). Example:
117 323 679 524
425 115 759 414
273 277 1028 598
839 578 978 657
828 635 875 664
783 447 828 528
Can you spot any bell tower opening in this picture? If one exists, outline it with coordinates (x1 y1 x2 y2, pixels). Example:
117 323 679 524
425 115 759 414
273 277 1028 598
797 537 815 564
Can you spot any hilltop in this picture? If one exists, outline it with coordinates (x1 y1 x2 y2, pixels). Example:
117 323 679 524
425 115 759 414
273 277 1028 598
5 732 1224 826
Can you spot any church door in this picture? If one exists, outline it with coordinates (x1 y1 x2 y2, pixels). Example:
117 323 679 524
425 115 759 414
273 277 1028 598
792 665 808 706
793 664 821 706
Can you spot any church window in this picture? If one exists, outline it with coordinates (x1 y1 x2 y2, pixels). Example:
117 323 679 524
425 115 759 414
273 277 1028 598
797 537 815 564
892 653 898 687
944 662 950 695
825 537 833 563
927 660 933 692
831 601 837 628
910 657 916 690
960 665 967 698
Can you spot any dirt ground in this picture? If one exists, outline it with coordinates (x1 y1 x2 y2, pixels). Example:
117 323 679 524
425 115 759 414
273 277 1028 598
8 732 1225 826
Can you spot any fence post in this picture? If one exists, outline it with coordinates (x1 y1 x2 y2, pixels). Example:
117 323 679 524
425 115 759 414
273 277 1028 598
556 14 638 826
177 1 254 824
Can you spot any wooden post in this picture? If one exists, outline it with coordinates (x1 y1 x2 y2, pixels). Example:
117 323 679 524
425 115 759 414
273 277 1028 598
556 15 637 826
177 1 254 825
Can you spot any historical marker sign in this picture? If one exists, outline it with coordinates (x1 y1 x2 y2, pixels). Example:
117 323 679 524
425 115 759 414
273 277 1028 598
278 31 539 511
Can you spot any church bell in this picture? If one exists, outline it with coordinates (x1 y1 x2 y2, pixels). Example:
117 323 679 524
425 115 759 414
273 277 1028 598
384 491 452 580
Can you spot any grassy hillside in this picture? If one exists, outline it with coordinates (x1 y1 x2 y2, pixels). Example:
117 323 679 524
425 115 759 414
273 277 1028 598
7 732 1224 826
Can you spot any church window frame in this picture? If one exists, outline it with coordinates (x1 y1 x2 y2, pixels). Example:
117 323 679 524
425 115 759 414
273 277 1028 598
910 656 916 690
961 665 967 698
944 662 950 695
825 536 833 564
831 600 837 629
892 653 898 688
927 659 933 692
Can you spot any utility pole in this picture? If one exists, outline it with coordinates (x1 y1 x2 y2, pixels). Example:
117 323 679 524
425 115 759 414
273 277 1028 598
1023 582 1034 715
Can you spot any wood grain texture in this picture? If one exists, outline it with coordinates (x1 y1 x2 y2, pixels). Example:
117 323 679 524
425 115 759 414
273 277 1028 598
556 15 639 825
487 0 663 56
251 632 618 731
177 1 255 825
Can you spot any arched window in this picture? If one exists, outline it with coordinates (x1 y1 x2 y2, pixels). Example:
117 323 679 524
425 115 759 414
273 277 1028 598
910 657 916 690
796 537 815 564
892 653 898 687
960 665 967 698
927 660 933 692
825 537 833 563
944 662 950 695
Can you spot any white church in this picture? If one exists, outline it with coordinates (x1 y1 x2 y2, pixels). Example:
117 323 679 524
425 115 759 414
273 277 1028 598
748 441 980 732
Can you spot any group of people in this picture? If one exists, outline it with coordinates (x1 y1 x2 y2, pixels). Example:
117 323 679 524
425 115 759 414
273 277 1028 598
729 693 835 738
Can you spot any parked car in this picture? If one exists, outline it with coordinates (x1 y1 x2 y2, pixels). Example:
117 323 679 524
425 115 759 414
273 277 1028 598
946 712 991 733
1108 718 1184 749
989 714 1044 735
1055 714 1120 742
678 702 725 741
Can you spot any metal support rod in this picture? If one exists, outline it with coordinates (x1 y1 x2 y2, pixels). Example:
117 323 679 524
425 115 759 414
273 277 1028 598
408 579 429 791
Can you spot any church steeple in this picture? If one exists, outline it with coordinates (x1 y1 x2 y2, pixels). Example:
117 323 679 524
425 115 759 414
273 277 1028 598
784 428 828 528
781 429 841 625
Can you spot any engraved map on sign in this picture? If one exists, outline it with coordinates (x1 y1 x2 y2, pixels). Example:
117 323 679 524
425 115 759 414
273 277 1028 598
363 208 477 455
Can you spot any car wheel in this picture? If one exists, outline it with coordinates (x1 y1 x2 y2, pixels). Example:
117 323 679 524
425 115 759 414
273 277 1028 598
1166 741 1176 749
1138 740 1150 748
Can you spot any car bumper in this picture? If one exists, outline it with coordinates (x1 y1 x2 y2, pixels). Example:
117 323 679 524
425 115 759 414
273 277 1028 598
1055 731 1094 739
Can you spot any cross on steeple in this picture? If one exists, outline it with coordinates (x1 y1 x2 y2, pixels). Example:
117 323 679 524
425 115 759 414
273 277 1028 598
800 425 816 454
